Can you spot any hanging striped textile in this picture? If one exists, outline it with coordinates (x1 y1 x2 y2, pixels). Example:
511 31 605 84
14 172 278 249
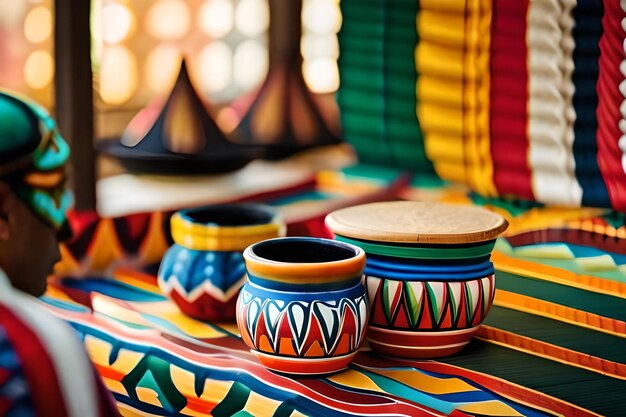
337 0 435 173
596 0 626 210
336 0 626 211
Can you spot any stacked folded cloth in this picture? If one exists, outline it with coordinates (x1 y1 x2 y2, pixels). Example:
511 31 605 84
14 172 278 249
595 0 626 210
337 0 434 173
416 0 494 195
571 0 609 207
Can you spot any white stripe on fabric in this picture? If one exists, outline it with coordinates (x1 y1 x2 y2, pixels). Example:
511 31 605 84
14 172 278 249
527 0 582 206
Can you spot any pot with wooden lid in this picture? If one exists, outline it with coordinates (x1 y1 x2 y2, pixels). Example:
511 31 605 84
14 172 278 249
325 201 508 358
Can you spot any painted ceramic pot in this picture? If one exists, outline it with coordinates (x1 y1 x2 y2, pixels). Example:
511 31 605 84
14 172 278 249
158 204 285 321
236 237 368 375
326 201 508 358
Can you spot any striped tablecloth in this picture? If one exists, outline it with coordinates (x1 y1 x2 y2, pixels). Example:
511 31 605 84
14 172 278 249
44 166 626 416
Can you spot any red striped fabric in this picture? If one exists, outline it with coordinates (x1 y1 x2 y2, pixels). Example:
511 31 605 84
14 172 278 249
489 0 534 200
596 0 626 210
0 305 69 417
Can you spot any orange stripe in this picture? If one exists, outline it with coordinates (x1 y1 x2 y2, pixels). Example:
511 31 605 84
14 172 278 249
94 363 126 382
23 169 65 188
477 326 626 379
493 250 626 298
494 290 626 338
185 396 218 413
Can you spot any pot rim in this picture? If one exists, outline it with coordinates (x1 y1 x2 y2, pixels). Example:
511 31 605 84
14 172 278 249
171 204 285 251
244 237 366 285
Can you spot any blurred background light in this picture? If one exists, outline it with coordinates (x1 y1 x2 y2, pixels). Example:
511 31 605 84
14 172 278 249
99 45 138 104
0 0 343 133
302 0 341 35
0 2 27 28
198 41 232 94
303 57 339 94
235 0 269 37
101 3 134 44
301 33 339 60
145 45 182 94
24 50 53 89
198 0 234 39
24 6 52 44
147 0 190 40
233 39 268 91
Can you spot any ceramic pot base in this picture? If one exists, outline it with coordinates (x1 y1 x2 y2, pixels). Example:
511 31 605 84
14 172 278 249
366 326 479 359
254 351 359 375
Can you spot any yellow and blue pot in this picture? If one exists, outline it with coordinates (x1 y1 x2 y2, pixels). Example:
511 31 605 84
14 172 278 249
158 204 285 321
236 237 368 375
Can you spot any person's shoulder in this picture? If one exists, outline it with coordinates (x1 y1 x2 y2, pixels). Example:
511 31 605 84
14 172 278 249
0 289 119 416
0 287 81 355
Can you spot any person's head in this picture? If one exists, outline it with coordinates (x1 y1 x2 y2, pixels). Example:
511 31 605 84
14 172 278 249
0 90 72 296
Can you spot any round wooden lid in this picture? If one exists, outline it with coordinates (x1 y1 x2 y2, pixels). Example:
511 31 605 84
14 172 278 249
325 201 508 244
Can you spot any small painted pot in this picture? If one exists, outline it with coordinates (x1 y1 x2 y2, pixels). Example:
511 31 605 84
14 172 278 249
158 204 285 321
326 201 508 358
236 237 368 375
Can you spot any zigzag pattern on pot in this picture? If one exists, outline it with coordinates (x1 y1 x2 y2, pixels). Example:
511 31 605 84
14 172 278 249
365 275 495 331
158 274 247 303
238 289 369 358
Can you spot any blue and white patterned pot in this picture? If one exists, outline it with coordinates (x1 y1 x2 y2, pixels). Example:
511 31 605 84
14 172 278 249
236 237 369 375
159 204 284 321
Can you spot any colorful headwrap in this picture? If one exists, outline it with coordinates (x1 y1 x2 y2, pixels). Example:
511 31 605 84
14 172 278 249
0 90 73 237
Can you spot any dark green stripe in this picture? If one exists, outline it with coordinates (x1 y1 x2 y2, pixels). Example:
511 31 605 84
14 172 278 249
440 340 626 417
485 305 626 364
496 270 626 322
211 381 251 417
335 235 495 259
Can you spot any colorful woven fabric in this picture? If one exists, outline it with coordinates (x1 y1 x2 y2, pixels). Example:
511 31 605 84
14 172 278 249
43 165 626 416
337 0 435 174
337 1 626 210
417 0 495 196
44 271 601 417
526 0 580 206
572 0 609 207
0 269 118 417
596 0 626 210
489 0 532 199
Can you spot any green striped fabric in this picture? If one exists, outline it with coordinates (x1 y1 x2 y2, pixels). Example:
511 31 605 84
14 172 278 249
337 0 435 174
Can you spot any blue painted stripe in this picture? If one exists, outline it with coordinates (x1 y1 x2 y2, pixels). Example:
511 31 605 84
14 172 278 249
242 278 365 302
59 277 166 302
